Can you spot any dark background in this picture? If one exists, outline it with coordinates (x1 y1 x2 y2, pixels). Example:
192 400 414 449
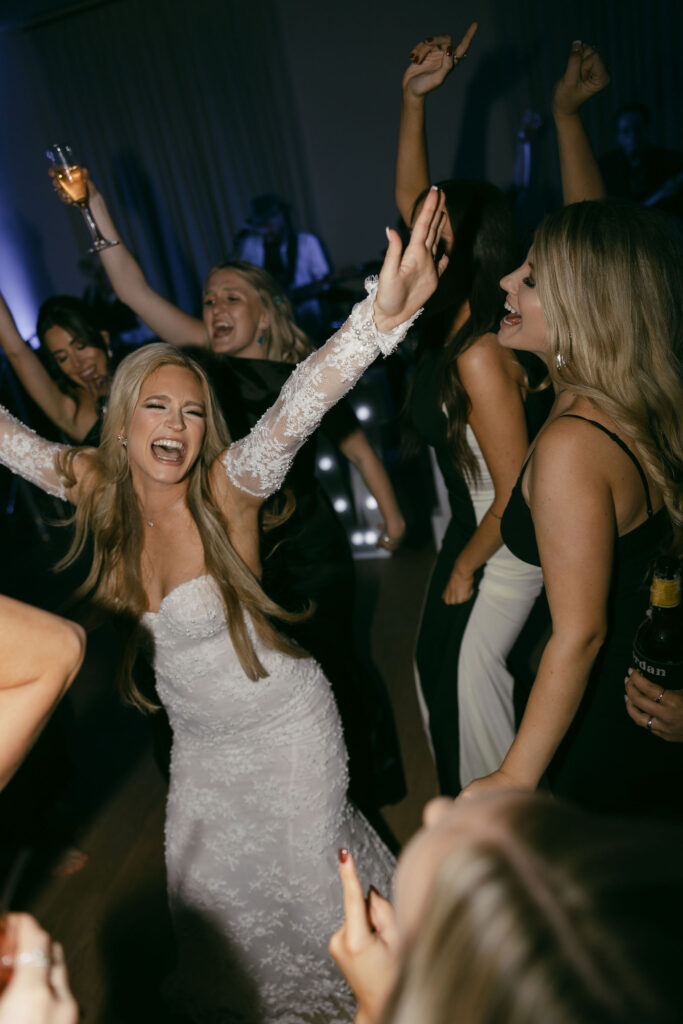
0 0 680 337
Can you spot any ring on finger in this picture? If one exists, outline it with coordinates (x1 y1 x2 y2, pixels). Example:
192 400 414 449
14 948 52 968
656 688 665 704
453 51 469 64
647 716 653 731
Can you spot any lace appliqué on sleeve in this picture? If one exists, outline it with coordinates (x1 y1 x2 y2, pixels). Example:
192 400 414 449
222 278 421 498
0 404 68 500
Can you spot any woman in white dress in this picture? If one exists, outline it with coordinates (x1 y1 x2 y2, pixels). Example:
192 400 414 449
0 189 446 1023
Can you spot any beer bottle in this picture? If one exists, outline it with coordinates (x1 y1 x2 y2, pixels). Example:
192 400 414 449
632 556 683 686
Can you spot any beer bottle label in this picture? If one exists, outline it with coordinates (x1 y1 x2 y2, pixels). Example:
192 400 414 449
650 577 680 608
632 638 683 685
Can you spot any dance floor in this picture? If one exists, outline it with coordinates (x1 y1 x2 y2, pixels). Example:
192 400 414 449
12 543 437 1023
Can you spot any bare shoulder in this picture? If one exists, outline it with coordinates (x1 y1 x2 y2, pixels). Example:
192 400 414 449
458 332 522 387
530 414 614 494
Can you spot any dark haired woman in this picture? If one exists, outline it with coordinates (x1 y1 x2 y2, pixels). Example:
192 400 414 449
398 27 550 796
0 291 114 445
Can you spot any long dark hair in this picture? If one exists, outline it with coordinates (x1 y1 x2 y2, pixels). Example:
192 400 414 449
409 179 517 481
36 295 111 400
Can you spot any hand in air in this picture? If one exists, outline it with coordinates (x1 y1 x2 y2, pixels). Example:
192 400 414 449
48 165 100 205
402 23 478 97
552 40 610 118
329 849 398 1024
373 186 448 333
625 668 683 742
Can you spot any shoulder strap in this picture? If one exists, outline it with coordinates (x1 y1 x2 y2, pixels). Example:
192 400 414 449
559 414 653 517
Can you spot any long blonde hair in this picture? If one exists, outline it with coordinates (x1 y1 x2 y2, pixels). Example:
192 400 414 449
58 343 306 710
383 794 683 1024
534 200 683 534
206 261 313 363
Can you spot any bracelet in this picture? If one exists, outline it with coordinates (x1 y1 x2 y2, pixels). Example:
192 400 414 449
488 510 502 521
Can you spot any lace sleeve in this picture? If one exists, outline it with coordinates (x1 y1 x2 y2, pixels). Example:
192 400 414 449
0 404 69 500
222 279 421 498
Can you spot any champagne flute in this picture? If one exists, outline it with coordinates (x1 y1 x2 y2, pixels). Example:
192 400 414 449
46 143 119 253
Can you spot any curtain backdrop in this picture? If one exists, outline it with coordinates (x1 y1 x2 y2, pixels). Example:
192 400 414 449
0 0 680 324
27 0 318 317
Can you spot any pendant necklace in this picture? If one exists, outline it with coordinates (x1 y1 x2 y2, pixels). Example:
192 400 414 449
143 492 186 528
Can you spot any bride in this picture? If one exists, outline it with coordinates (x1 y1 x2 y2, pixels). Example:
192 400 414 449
0 188 446 1022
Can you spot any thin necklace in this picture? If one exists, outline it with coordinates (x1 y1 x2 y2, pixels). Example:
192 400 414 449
142 492 186 528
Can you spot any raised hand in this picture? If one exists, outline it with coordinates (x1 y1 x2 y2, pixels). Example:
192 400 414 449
552 40 610 118
49 165 99 206
402 23 477 98
373 186 447 332
328 849 398 1024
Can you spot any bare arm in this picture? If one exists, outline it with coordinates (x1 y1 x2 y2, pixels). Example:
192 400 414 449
460 419 615 796
220 189 447 507
0 598 85 790
395 25 477 225
442 338 528 604
552 41 610 204
70 172 207 347
339 428 406 551
0 292 83 438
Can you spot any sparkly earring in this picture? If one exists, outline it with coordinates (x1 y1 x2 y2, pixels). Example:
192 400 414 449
107 347 113 359
257 333 266 347
117 433 128 448
555 351 566 369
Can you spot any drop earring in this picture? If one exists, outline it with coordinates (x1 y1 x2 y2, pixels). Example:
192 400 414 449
117 433 127 448
257 333 266 347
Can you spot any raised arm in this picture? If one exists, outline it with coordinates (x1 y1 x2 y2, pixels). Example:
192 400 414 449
0 291 87 438
442 338 529 604
395 24 477 225
552 40 609 204
54 170 207 347
223 188 447 501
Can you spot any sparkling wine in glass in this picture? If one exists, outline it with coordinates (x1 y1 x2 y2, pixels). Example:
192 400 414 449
46 143 119 253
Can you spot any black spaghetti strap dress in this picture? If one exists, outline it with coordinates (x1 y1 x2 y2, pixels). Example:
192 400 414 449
502 415 683 819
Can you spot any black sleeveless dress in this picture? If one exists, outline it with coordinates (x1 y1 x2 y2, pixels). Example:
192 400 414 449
502 415 683 819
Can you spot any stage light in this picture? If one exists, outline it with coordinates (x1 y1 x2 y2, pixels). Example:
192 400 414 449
364 530 378 544
355 405 371 421
365 496 378 510
351 531 365 546
333 498 349 513
317 456 334 471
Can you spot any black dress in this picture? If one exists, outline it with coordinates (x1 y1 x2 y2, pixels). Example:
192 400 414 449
502 416 683 819
190 352 406 810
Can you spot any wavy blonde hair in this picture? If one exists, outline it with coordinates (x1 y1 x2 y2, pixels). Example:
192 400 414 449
534 200 683 534
205 261 313 364
382 794 683 1024
58 343 306 710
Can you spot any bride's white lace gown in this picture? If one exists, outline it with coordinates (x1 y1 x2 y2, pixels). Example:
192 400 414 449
0 285 417 1023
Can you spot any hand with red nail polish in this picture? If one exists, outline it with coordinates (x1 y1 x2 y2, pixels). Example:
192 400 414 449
329 849 398 1024
402 24 477 98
